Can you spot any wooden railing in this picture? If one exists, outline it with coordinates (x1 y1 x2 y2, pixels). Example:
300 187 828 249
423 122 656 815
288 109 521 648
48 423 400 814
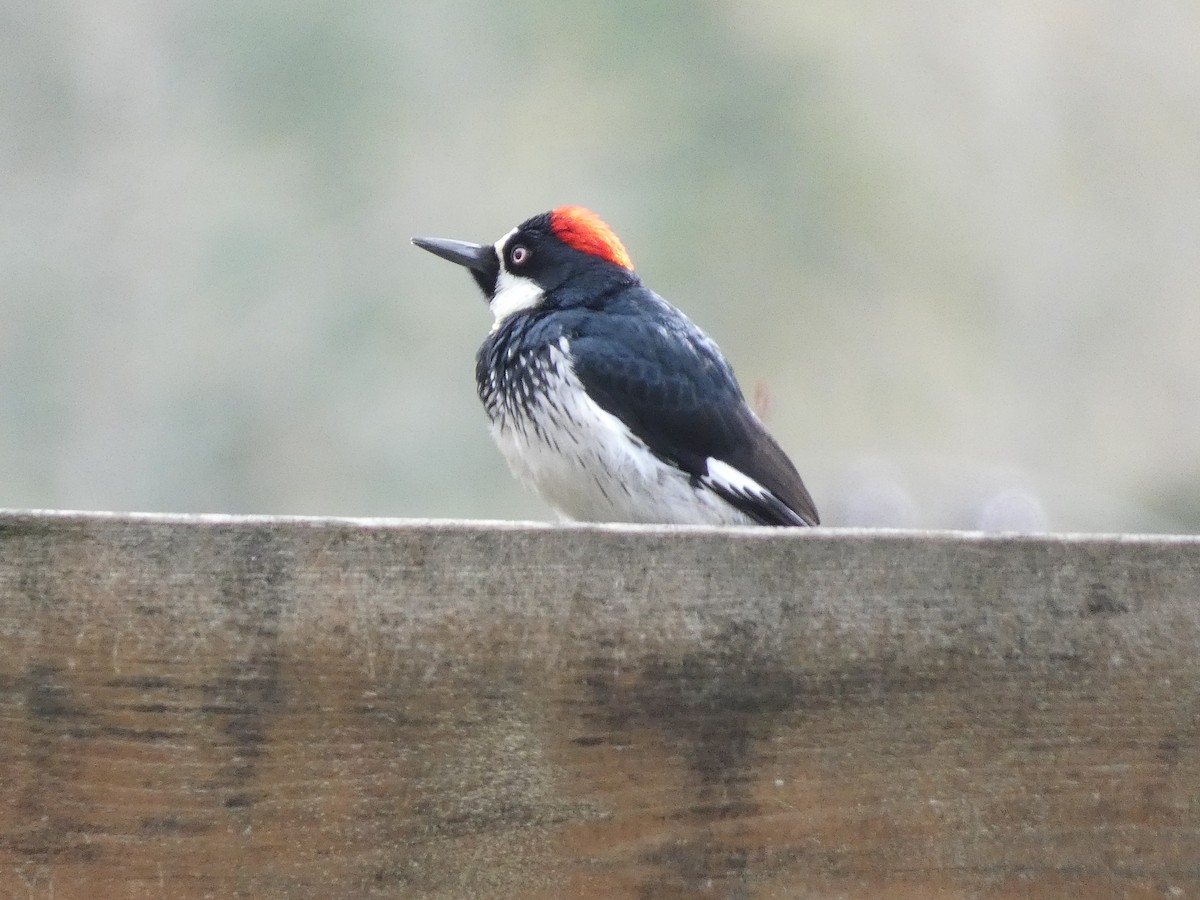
2 510 1198 898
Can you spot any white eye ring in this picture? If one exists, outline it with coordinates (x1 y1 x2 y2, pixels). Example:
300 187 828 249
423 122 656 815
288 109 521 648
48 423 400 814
510 245 529 266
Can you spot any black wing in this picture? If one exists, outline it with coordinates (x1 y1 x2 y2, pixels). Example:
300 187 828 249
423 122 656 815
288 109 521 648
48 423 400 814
567 300 819 526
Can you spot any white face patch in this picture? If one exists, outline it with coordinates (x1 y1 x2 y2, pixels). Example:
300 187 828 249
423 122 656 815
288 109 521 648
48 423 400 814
489 228 544 328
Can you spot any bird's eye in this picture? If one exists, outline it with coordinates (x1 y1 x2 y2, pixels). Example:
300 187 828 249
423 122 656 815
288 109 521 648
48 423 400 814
510 245 530 266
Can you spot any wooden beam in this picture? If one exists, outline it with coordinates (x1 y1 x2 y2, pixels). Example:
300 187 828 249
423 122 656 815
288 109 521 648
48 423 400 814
2 511 1199 898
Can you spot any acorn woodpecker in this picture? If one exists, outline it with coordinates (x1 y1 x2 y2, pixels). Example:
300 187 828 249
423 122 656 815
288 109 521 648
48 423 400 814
412 206 819 526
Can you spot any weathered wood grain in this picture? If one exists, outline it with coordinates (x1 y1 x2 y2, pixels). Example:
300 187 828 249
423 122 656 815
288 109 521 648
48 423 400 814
1 511 1198 898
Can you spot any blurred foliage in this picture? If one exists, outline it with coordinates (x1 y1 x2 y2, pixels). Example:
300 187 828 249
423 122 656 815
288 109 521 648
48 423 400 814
2 0 1198 531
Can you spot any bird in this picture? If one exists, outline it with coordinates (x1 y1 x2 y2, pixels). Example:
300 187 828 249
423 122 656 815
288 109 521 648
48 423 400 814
412 206 818 527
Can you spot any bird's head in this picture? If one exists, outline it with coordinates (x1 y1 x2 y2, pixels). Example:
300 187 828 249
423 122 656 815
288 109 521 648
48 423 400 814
413 206 636 323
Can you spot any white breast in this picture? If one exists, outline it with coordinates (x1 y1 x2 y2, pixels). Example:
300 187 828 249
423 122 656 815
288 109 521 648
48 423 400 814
489 340 755 525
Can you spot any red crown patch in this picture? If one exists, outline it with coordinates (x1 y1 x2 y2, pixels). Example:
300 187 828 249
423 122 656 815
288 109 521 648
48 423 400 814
549 206 633 270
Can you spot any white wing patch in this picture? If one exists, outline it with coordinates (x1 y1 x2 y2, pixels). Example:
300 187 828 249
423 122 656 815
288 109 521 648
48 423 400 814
702 458 773 504
702 457 807 525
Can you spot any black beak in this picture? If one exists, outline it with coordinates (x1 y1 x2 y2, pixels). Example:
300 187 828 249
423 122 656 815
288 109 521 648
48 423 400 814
411 237 493 273
413 236 500 298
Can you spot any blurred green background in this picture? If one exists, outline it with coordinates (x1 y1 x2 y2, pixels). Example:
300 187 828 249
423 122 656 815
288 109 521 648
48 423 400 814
3 1 1198 531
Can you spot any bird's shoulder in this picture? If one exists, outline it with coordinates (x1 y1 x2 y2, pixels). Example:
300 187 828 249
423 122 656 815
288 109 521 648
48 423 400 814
561 289 748 464
567 288 739 394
